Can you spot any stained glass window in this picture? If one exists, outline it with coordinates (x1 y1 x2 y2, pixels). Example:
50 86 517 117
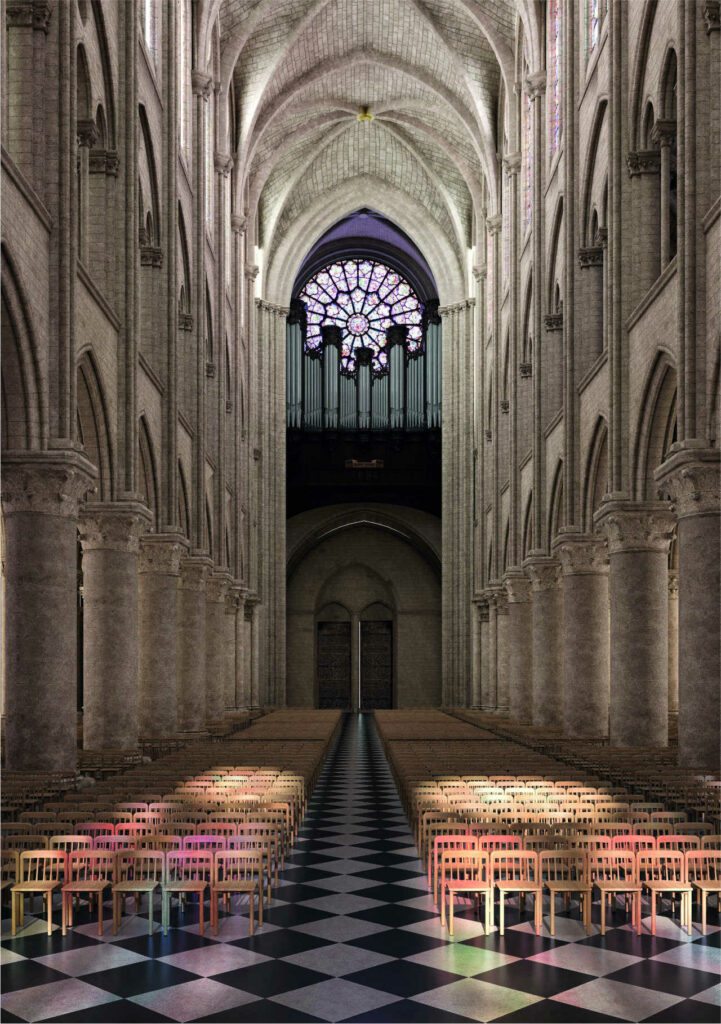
298 259 423 374
588 0 599 55
503 172 510 284
524 89 532 228
549 0 562 156
486 229 493 336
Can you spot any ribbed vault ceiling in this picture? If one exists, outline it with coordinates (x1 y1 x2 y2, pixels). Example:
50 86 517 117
217 0 520 277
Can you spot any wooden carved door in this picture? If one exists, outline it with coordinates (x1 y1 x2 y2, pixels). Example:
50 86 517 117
316 621 351 708
360 621 393 709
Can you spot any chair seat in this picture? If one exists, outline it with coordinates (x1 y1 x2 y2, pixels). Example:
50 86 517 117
447 881 491 893
595 881 642 892
211 882 256 894
692 882 721 894
546 881 592 893
163 882 207 893
62 881 109 894
496 883 542 893
12 882 61 894
112 882 158 894
645 881 692 893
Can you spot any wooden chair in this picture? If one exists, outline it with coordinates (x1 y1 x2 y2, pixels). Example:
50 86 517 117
657 834 701 854
75 823 115 840
162 851 213 936
432 835 477 905
3 834 49 852
491 849 543 936
611 834 656 854
590 850 642 936
49 835 93 854
61 850 115 936
686 849 721 934
1 850 20 903
211 850 264 936
94 835 137 852
638 849 692 936
701 835 721 849
11 850 67 936
112 850 164 935
441 849 492 935
541 849 592 936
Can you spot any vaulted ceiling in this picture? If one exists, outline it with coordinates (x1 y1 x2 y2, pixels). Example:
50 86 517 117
210 0 531 292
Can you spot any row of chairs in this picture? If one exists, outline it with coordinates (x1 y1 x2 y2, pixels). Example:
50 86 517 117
6 847 267 939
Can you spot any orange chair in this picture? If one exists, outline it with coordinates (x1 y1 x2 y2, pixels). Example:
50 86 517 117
162 851 213 935
11 850 67 936
211 850 263 936
61 850 115 936
432 835 477 905
441 849 492 935
112 850 164 935
657 834 701 854
491 849 543 936
612 834 656 854
686 849 721 934
638 849 692 936
541 848 592 936
590 850 642 936
49 835 93 854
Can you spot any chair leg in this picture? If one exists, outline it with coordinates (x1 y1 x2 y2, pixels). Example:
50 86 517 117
258 887 263 928
61 894 67 937
47 893 53 936
449 892 454 936
550 892 555 937
636 893 641 936
702 895 707 935
249 894 254 936
651 893 656 935
213 894 219 937
148 893 154 935
499 892 505 937
199 893 204 936
98 893 104 937
601 893 606 936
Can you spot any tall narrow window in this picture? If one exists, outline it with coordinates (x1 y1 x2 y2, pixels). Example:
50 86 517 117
142 0 157 64
205 89 214 227
587 0 601 57
548 0 562 157
523 89 532 229
502 171 510 285
486 228 493 336
177 0 189 150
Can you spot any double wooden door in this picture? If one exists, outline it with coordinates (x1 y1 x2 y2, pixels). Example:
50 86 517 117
317 621 351 708
360 621 393 710
316 619 393 709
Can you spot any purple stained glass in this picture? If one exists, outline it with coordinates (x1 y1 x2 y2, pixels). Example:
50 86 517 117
524 90 533 228
298 259 423 374
549 0 563 157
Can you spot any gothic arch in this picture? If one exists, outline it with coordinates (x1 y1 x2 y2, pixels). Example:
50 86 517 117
548 459 563 548
581 98 608 245
76 350 113 500
547 194 563 309
1 245 45 450
629 0 658 149
177 460 190 539
634 353 677 500
178 202 191 313
137 416 159 529
138 105 161 245
583 417 609 531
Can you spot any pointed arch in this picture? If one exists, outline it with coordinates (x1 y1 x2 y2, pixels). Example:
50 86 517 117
138 105 161 245
629 0 658 149
137 416 159 529
177 460 190 539
547 194 563 310
583 417 609 531
178 201 191 312
1 244 45 450
634 353 677 500
548 459 564 548
522 492 533 560
76 43 92 121
581 97 608 245
91 0 116 146
76 350 113 500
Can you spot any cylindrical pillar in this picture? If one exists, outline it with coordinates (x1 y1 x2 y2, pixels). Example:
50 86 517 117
504 571 532 721
482 592 498 711
477 599 490 709
470 599 482 708
235 591 250 709
245 596 259 708
525 557 563 728
554 533 610 738
78 502 151 750
178 556 211 732
138 534 187 737
2 452 95 770
597 502 674 748
205 571 231 723
667 570 679 715
495 589 510 715
224 586 241 712
656 449 720 768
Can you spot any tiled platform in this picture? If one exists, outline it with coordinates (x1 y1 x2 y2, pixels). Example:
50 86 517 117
2 714 719 1023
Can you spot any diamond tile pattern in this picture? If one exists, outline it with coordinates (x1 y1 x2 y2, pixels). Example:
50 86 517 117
1 713 717 1022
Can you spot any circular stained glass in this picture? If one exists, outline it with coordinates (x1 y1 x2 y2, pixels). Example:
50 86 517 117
298 258 423 374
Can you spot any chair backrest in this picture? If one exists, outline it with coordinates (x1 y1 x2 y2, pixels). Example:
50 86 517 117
69 849 115 883
138 834 183 852
213 849 263 885
49 835 92 853
116 822 155 838
701 835 721 849
75 823 115 838
115 802 148 814
478 834 523 853
4 834 49 851
611 834 656 853
164 850 213 884
657 834 701 852
590 849 637 882
94 835 137 852
651 811 688 823
637 849 685 884
2 849 20 884
183 834 227 851
491 849 539 883
20 849 67 883
440 848 490 884
19 811 56 823
115 850 164 883
540 848 589 883
686 849 721 884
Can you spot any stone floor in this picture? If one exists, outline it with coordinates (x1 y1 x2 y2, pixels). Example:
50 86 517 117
1 713 719 1023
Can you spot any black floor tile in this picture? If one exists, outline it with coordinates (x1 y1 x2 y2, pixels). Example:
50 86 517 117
643 999 721 1023
341 999 476 1022
1 960 70 993
479 960 596 998
197 1000 322 1023
232 928 332 958
344 960 460 997
348 928 449 957
496 999 625 1022
80 961 200 998
349 905 437 928
213 959 329 997
603 960 721 998
50 1000 172 1022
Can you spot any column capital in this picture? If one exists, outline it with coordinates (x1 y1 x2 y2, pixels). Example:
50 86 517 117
523 555 561 592
704 1 720 33
1 449 97 518
476 598 490 622
472 264 487 282
6 0 51 31
668 569 679 598
594 499 675 554
626 150 661 177
231 213 247 235
244 593 260 621
486 584 509 615
179 555 213 591
525 70 546 99
651 119 676 148
544 312 563 331
214 151 234 176
226 583 245 613
191 70 213 98
655 445 720 519
578 245 604 268
78 501 153 553
503 151 522 176
139 532 188 574
206 570 232 604
487 214 503 236
503 569 531 603
77 119 99 149
552 531 608 575
245 263 260 280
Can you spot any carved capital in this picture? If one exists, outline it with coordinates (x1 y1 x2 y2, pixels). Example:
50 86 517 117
667 570 679 598
627 150 661 177
519 362 532 378
178 311 193 331
6 1 49 31
245 263 260 280
179 556 212 591
79 501 152 554
231 213 247 235
595 500 675 554
504 571 531 604
89 149 108 174
104 150 120 176
77 119 98 149
226 584 245 614
544 312 563 332
651 119 677 149
206 570 232 604
525 70 547 99
654 446 721 519
1 450 97 518
140 245 163 268
500 399 509 414
214 151 233 177
552 532 608 576
578 245 604 268
191 70 212 99
138 533 188 574
484 429 493 442
503 151 522 177
243 593 259 621
487 214 503 236
704 1 720 33
523 556 561 592
477 599 490 622
472 264 487 282
32 0 50 31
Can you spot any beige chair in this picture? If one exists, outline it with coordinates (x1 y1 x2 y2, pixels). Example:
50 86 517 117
541 848 592 936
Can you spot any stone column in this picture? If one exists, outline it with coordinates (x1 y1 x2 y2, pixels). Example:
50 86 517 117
224 586 241 712
655 447 720 767
667 571 679 716
76 119 97 266
78 502 151 750
138 533 187 737
477 598 490 709
235 589 250 709
626 150 661 305
205 571 231 723
553 533 610 738
471 599 482 708
504 571 532 721
524 556 563 728
2 451 95 770
482 591 498 711
178 556 211 732
596 501 675 748
652 120 676 270
494 588 510 715
245 595 259 708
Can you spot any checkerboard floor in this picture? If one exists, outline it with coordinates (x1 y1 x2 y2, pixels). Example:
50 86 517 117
2 713 719 1023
